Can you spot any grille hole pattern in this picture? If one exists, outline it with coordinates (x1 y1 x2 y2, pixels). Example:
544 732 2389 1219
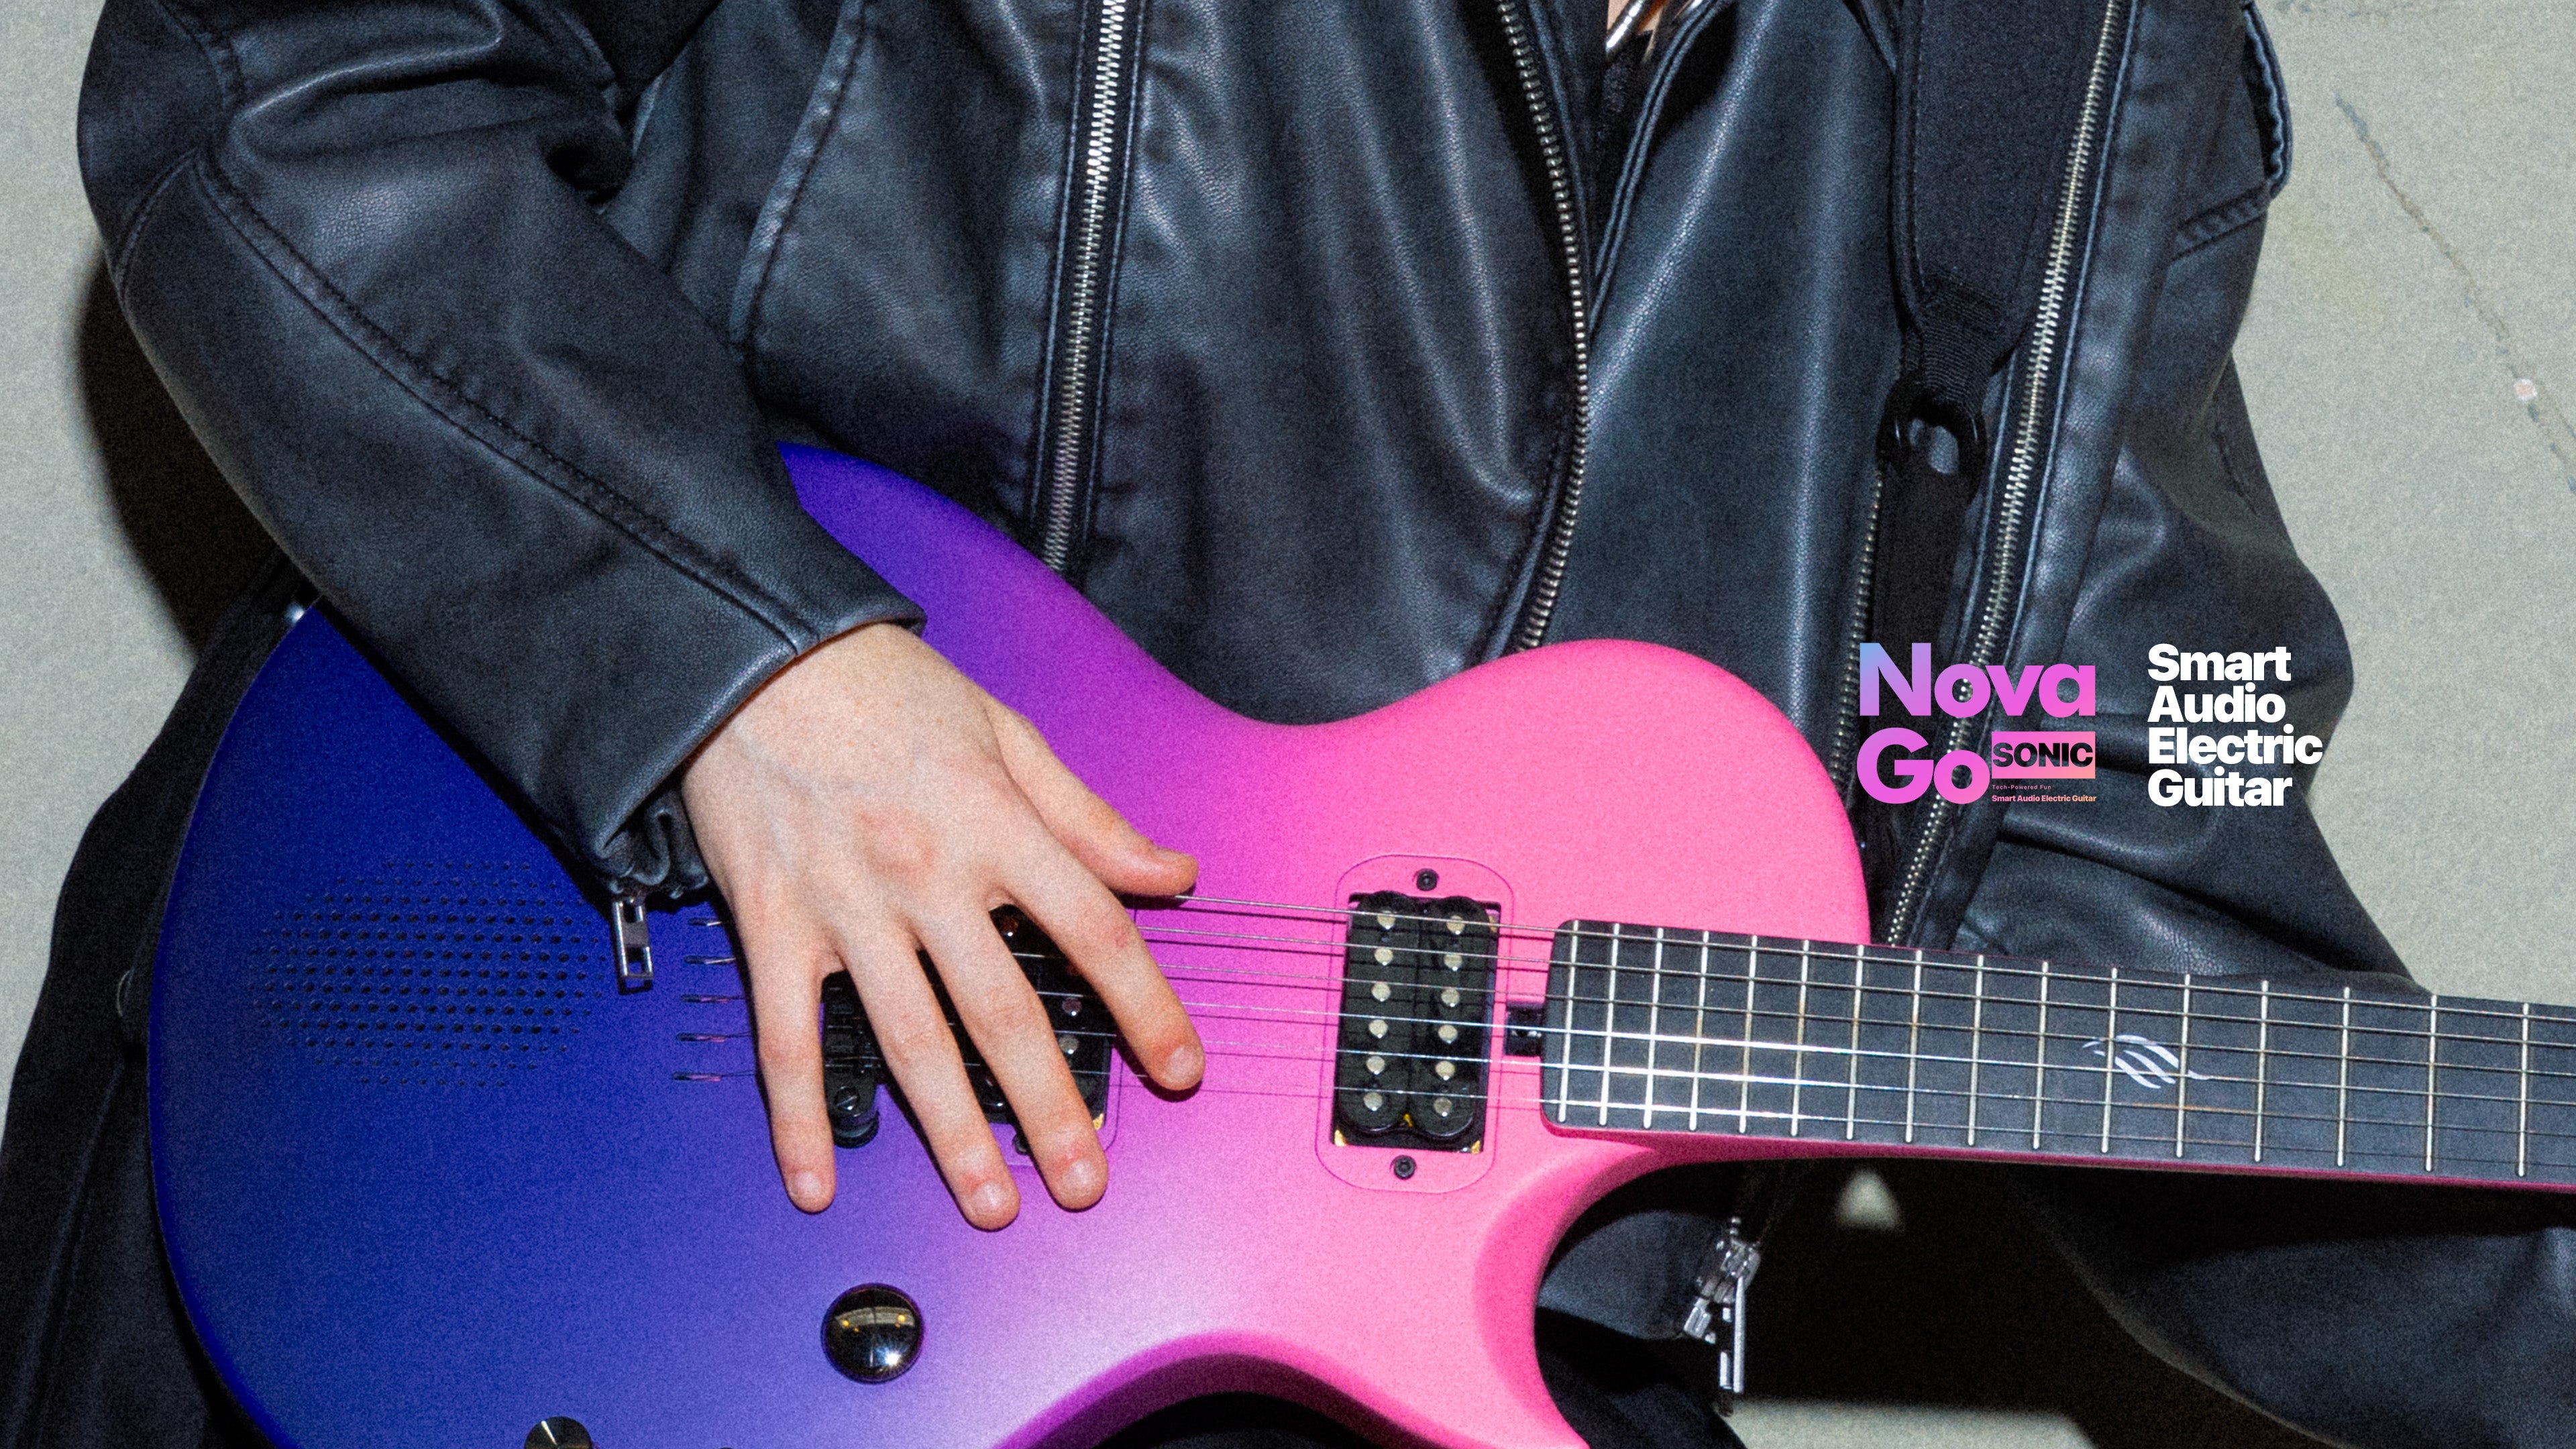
252 863 604 1088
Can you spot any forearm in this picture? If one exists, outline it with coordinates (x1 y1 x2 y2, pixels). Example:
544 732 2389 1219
83 0 918 888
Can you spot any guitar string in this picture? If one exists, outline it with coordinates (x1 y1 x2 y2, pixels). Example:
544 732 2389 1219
672 928 2576 1088
653 946 2576 1163
1146 903 2550 1036
662 1042 2576 1171
696 898 2555 1042
1082 991 2576 1116
680 931 2556 1088
663 1004 2576 1165
661 937 2576 1089
1138 969 2561 1087
645 971 2576 1126
1134 936 2566 1069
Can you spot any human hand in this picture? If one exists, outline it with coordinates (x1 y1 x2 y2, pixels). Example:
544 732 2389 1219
679 622 1201 1228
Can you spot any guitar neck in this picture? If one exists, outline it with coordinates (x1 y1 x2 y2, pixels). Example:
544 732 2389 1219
1536 924 2576 1188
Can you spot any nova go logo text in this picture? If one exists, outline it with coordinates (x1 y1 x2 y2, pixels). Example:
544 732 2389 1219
1857 643 2096 805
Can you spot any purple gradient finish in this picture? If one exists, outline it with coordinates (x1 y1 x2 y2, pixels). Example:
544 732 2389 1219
150 449 1870 1449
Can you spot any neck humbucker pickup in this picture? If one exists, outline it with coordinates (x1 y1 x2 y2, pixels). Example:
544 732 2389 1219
1334 892 1499 1151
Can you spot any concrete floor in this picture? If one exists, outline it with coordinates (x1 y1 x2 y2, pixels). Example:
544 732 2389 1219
4 1 2570 1444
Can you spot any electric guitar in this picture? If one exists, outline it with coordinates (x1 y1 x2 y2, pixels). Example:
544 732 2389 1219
150 447 2576 1449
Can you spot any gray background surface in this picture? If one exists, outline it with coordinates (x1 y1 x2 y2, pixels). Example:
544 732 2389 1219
3 1 2568 1443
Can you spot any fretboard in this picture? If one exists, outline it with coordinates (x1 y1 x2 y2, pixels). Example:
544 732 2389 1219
1537 923 2576 1187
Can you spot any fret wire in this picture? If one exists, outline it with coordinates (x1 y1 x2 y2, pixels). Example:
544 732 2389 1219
1843 958 1863 1142
1904 951 1925 1146
2101 967 2121 1155
2336 985 2354 1169
1686 929 1708 1135
1735 939 1755 1133
2174 977 2193 1160
1791 942 1813 1138
1550 927 1567 1124
1967 956 1986 1148
2519 1002 2534 1179
1599 922 1622 1128
2033 958 2052 1151
2255 980 2272 1164
2424 994 2439 1175
1643 926 1665 1130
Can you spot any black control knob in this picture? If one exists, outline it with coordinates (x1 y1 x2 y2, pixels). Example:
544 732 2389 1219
823 1285 923 1383
525 1417 594 1449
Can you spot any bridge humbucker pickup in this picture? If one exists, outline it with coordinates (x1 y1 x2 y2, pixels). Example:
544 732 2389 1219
1335 892 1496 1151
820 972 883 1147
819 908 1114 1150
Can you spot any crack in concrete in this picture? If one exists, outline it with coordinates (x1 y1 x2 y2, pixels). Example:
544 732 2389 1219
2334 93 2576 490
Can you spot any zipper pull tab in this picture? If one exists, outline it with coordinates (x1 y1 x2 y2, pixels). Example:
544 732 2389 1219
1678 1214 1763 1411
611 885 655 993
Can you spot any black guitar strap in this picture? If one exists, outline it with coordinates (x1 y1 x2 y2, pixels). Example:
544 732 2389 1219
1860 0 2108 930
1868 0 2104 663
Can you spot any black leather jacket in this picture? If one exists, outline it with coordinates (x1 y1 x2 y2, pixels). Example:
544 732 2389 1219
82 0 2576 1443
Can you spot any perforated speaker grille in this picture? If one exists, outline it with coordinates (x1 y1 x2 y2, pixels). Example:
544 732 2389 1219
249 863 606 1087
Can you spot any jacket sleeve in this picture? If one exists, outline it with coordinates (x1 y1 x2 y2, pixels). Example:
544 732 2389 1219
78 0 921 890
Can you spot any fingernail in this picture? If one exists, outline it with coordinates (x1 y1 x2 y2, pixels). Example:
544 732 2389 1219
789 1170 825 1209
1165 1040 1204 1085
1059 1155 1104 1201
969 1180 1013 1222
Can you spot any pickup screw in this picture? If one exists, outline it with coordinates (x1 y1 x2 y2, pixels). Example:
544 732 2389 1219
1415 869 1440 891
1392 1155 1417 1179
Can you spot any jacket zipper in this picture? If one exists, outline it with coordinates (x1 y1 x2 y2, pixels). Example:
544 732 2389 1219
1825 476 1885 797
1034 0 1148 577
1499 0 1595 653
1878 0 2133 939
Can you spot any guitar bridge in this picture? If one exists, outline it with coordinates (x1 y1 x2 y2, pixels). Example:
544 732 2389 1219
821 908 1114 1150
1334 891 1498 1152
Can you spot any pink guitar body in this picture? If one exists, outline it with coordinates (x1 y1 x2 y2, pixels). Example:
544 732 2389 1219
174 451 2558 1449
771 450 1867 1449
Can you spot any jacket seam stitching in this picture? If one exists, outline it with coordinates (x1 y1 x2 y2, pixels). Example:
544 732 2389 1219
153 0 243 107
108 0 241 293
729 0 871 360
109 158 194 294
191 154 810 643
2169 183 2267 261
